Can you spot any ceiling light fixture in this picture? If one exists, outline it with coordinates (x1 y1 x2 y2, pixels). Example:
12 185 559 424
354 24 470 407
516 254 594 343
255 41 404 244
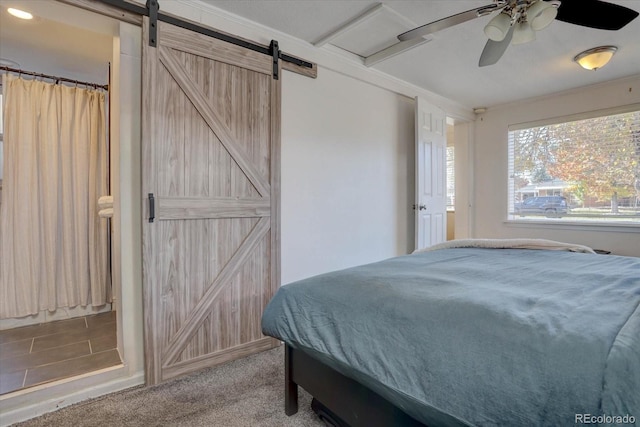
7 7 33 20
528 0 558 31
484 12 512 41
573 46 618 70
511 19 536 45
483 0 561 46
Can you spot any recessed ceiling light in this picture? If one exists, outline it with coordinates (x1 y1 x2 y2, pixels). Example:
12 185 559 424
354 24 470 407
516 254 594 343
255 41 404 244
7 7 33 20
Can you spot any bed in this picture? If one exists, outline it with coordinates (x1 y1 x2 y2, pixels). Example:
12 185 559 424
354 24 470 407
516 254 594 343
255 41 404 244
261 239 640 426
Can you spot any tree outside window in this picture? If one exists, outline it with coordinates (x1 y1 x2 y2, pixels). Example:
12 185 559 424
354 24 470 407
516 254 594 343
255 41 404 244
508 109 640 223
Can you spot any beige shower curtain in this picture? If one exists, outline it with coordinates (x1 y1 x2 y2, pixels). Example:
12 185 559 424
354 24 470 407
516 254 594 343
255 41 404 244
0 74 110 319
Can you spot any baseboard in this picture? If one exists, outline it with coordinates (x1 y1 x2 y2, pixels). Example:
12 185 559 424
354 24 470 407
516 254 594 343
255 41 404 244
0 304 113 330
0 366 144 426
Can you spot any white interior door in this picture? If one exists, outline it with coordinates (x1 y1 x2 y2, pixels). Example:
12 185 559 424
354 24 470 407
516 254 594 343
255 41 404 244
415 96 447 251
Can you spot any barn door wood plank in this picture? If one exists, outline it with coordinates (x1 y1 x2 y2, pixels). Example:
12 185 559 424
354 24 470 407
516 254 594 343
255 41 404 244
160 216 271 366
159 23 272 76
156 196 271 220
158 46 270 198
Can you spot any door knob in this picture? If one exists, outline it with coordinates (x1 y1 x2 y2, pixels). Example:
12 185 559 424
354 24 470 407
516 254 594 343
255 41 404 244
419 204 427 210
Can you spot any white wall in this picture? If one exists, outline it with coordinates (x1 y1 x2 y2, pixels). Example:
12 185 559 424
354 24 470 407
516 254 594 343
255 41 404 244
281 68 414 284
454 121 473 239
472 74 640 257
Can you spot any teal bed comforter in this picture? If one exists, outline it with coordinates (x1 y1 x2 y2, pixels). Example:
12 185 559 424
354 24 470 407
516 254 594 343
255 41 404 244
261 248 640 426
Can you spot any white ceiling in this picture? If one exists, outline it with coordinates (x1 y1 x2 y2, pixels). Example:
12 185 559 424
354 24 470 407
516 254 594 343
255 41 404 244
200 0 640 109
1 0 637 110
0 0 115 86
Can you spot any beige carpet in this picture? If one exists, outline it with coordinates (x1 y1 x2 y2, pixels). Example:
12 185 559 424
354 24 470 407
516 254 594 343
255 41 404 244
14 345 324 427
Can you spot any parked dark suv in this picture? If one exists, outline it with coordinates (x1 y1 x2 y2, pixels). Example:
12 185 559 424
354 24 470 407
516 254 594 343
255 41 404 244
514 196 568 217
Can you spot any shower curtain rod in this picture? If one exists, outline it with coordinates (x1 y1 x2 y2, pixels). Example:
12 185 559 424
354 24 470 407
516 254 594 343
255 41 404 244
0 66 108 90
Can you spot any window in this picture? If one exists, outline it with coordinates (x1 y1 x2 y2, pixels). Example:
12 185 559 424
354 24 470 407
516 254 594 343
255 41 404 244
508 107 640 224
446 145 455 211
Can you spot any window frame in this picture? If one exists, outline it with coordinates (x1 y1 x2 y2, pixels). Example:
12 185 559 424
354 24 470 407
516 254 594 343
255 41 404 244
506 102 640 230
446 145 455 212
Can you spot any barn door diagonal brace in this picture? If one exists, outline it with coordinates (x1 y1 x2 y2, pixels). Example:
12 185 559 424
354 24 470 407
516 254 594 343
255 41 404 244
270 40 280 80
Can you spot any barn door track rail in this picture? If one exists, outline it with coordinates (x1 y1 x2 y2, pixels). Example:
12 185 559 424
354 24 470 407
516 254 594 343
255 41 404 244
94 0 316 80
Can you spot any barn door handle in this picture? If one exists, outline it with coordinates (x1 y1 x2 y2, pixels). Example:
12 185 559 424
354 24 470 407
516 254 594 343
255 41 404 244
148 193 155 223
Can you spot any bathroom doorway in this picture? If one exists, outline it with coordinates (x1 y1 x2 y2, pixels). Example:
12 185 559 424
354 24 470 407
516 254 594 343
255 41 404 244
0 1 122 395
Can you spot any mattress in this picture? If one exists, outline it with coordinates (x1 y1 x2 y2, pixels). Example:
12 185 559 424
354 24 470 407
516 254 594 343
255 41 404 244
261 247 640 426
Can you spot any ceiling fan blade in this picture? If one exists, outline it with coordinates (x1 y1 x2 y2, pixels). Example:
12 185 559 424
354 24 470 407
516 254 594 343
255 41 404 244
398 3 501 41
478 26 514 67
556 0 639 30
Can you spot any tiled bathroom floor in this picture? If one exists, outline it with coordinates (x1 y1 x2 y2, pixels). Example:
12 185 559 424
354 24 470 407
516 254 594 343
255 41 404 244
0 311 121 394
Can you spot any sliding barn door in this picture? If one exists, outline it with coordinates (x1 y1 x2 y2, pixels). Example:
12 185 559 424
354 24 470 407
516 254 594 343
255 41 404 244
141 18 280 385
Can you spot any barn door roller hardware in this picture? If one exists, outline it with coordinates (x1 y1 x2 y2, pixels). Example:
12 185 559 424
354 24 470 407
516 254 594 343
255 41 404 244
270 40 280 80
95 0 314 79
147 0 158 47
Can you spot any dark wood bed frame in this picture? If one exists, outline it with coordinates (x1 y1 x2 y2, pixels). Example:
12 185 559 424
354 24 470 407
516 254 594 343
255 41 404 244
284 344 427 427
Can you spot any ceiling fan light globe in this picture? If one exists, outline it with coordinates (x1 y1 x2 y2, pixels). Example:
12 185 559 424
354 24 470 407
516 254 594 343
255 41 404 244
528 1 558 31
512 21 536 45
484 12 511 41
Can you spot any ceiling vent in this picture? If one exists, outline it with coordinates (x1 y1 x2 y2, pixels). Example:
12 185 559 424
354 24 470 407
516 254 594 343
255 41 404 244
314 3 429 66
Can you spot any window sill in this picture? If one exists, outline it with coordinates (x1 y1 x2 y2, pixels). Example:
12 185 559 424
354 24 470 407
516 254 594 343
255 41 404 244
503 219 640 233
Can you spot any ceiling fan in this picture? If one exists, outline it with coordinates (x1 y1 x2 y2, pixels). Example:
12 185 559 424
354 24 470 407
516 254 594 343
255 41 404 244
397 0 639 67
